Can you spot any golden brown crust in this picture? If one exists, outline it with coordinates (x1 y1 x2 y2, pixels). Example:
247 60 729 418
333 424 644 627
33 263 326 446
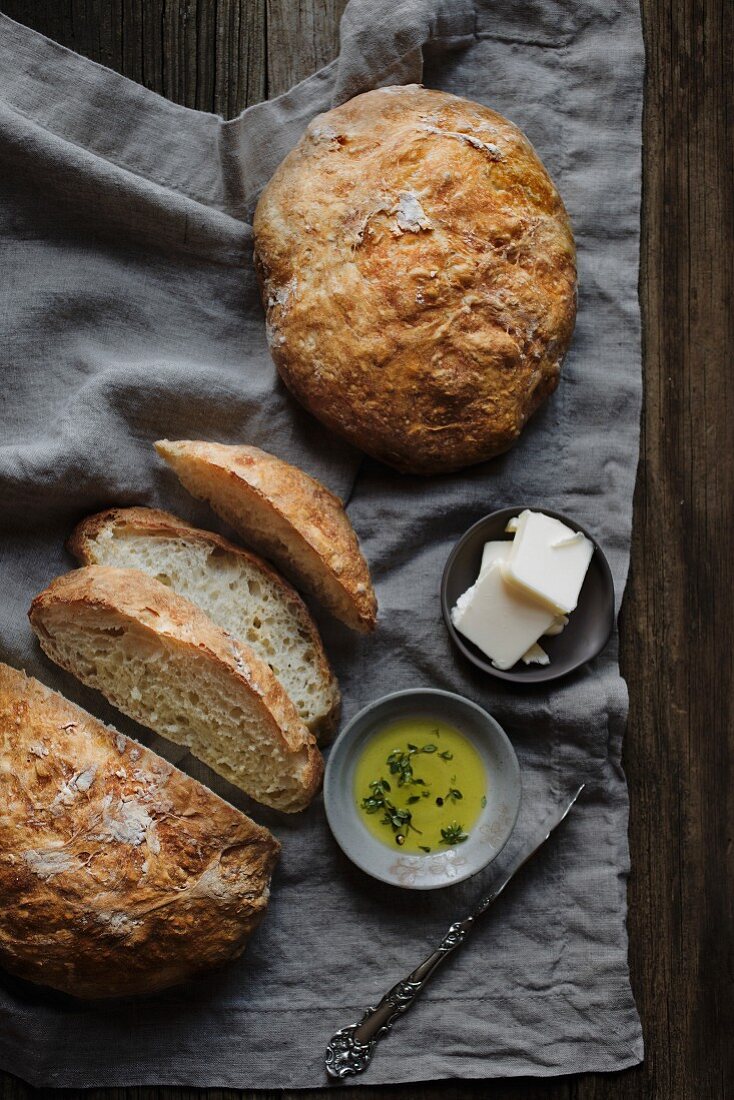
28 566 324 812
0 663 280 999
68 507 341 740
155 440 377 633
253 85 577 475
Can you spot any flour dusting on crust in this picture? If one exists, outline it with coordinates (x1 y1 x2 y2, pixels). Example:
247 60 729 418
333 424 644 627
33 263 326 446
23 847 75 881
419 124 503 159
395 191 432 233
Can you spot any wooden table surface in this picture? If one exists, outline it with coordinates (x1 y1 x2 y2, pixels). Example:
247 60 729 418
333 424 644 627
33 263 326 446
1 2 731 1098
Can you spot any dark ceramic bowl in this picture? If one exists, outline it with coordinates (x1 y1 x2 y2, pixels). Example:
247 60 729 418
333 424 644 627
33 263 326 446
441 507 615 684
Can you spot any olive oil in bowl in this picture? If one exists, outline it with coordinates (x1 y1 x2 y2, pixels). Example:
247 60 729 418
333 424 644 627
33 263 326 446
354 717 486 855
324 687 521 890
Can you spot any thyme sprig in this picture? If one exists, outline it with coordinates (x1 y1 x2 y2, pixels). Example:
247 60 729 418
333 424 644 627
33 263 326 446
387 743 433 786
439 822 469 846
360 778 422 837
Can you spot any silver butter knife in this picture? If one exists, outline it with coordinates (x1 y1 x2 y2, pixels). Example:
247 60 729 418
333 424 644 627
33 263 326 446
325 783 585 1080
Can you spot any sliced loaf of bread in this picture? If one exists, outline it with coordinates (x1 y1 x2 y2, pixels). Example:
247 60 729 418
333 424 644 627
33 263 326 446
155 439 377 633
0 662 280 998
68 507 340 741
29 566 323 812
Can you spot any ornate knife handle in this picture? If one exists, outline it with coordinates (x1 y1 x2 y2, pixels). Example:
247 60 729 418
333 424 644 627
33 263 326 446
324 916 475 1080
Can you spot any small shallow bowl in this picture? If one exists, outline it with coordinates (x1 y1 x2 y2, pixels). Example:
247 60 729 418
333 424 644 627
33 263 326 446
324 688 521 891
441 507 615 684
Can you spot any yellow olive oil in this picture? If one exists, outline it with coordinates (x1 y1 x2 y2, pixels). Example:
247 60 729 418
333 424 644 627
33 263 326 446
354 716 486 854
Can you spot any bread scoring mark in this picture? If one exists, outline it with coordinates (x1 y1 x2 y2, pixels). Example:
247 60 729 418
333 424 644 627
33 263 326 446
395 191 432 233
23 847 75 881
418 124 503 160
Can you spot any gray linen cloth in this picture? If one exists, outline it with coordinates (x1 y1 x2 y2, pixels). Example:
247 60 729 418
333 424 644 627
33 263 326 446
0 0 644 1087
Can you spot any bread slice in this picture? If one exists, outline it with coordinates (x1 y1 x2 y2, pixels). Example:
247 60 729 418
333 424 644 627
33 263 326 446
155 439 377 633
68 507 340 741
0 662 280 999
29 566 323 812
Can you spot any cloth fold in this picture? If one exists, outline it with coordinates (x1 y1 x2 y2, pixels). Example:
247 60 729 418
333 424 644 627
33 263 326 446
0 0 644 1087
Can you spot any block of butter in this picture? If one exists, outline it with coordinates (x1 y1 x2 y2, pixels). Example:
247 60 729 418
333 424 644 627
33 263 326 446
451 561 557 670
506 510 593 615
480 539 568 638
479 540 512 577
521 642 550 666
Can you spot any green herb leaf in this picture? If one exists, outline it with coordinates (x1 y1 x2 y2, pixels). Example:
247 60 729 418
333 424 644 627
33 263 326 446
439 750 454 761
421 744 437 753
361 797 382 813
439 822 469 846
407 795 421 805
481 795 487 808
419 846 432 853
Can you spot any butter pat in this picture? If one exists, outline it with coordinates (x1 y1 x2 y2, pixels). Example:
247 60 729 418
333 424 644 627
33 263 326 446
521 642 550 666
544 614 569 637
479 540 511 576
451 561 557 670
480 539 568 635
506 510 593 614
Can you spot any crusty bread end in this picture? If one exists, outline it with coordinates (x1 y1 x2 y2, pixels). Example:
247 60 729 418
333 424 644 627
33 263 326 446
0 662 280 998
155 439 377 633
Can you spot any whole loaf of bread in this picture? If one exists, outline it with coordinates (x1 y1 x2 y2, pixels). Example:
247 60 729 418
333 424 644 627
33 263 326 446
254 85 577 475
0 664 280 998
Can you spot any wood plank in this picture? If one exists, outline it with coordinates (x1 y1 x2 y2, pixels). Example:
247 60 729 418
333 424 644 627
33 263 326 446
214 1 267 117
0 1 731 1098
1 0 266 115
265 0 347 98
613 0 734 1098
